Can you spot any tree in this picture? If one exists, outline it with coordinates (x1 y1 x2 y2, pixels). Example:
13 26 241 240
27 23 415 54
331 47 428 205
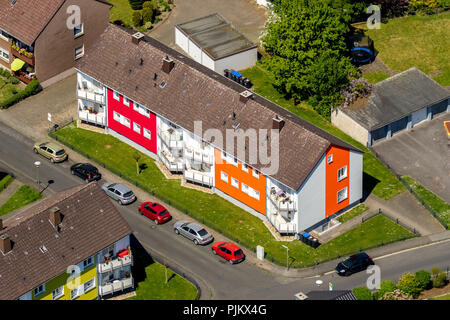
415 270 431 290
397 273 422 298
261 0 352 116
431 267 447 288
133 151 141 175
132 10 143 27
129 0 146 10
352 286 373 300
142 1 156 23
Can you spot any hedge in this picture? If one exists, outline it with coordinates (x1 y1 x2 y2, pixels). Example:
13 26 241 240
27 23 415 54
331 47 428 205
353 286 373 300
0 79 41 109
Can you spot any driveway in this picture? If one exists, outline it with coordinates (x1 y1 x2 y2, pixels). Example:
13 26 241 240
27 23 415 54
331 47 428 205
148 0 267 49
373 112 450 203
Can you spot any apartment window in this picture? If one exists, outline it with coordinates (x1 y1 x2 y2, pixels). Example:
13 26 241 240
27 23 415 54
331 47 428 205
337 187 348 203
52 286 64 300
83 278 95 293
33 284 45 297
74 24 84 38
123 97 130 107
232 157 238 167
0 29 9 41
133 102 140 112
133 122 141 134
252 168 259 179
83 256 94 270
121 116 131 128
0 47 9 62
143 128 151 140
221 151 226 161
74 45 84 60
220 171 228 183
241 183 249 194
139 105 150 118
113 90 120 101
231 177 239 188
242 163 248 173
327 154 333 164
337 166 347 181
113 111 121 122
252 189 260 200
70 288 79 300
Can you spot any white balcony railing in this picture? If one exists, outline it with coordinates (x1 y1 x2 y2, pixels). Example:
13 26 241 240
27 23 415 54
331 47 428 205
184 147 213 165
99 277 134 297
78 110 106 126
159 150 184 172
269 189 296 212
184 169 213 187
267 211 297 234
77 89 105 104
158 128 183 149
97 253 133 274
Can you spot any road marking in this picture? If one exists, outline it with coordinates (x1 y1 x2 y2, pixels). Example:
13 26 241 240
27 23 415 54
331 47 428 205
373 238 450 261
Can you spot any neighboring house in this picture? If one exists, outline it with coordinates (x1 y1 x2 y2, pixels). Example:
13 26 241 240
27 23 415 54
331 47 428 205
175 13 257 76
332 68 450 147
75 24 363 236
0 182 133 300
0 0 111 86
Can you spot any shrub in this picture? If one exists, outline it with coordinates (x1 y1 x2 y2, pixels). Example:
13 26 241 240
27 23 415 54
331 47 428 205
142 7 154 23
132 10 143 27
376 280 397 300
415 270 431 290
431 267 447 288
0 80 41 109
129 0 145 10
397 273 422 298
353 286 373 300
7 77 20 85
142 1 155 9
382 289 413 300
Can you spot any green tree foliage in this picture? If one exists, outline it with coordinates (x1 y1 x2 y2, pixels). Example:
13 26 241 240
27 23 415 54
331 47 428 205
129 0 146 10
132 10 143 27
415 270 431 290
431 267 448 288
352 286 373 300
397 273 422 298
261 0 353 118
376 280 397 300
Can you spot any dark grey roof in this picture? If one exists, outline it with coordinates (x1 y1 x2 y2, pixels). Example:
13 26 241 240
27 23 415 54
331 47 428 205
340 67 450 131
175 13 257 60
305 290 357 300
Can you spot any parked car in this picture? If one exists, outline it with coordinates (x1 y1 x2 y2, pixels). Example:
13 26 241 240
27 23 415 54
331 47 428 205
33 141 68 163
101 182 136 205
173 221 214 245
138 202 171 225
211 241 245 264
70 163 102 182
335 252 374 276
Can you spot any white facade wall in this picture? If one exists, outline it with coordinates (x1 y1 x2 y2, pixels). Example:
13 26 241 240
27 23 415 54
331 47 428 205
213 48 258 75
201 51 216 71
331 108 369 147
411 107 428 127
349 150 363 204
296 155 326 231
175 28 189 53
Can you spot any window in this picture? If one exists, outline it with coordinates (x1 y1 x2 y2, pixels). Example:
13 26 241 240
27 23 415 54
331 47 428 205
220 171 228 183
133 102 140 112
33 284 45 297
83 278 95 293
113 90 120 101
231 177 239 188
242 163 248 173
133 122 141 134
0 46 9 62
328 154 333 164
83 256 94 270
241 183 249 194
252 168 259 179
221 151 226 161
70 288 79 300
74 23 84 38
52 286 64 300
123 97 130 107
0 29 9 42
232 157 238 167
113 111 121 122
143 128 151 140
139 105 150 118
252 189 260 200
338 166 347 181
121 116 131 128
74 45 84 60
337 187 348 203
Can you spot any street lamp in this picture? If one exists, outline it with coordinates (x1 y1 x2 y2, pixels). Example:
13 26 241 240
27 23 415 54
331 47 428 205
282 245 289 271
34 161 41 189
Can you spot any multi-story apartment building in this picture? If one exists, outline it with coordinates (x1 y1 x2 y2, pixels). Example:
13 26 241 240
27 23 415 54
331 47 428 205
0 182 134 300
0 0 110 86
75 24 364 236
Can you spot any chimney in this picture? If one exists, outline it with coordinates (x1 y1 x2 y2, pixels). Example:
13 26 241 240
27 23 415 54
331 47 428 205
272 115 285 132
0 234 12 255
239 90 253 103
131 32 145 45
162 55 175 74
49 206 62 227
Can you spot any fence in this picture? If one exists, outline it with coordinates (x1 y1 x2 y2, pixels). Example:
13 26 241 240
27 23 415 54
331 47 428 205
369 147 448 230
47 117 74 134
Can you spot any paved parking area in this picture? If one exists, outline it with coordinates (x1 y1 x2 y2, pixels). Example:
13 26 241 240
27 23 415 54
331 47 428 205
373 112 450 203
148 0 267 49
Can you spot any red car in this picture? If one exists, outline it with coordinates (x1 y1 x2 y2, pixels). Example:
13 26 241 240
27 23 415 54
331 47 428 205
138 202 171 225
211 241 245 264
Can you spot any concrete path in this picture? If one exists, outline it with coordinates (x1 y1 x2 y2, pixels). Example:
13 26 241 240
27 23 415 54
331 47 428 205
0 179 21 207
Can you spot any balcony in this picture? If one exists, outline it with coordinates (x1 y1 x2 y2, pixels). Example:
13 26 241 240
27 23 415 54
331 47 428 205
98 251 133 274
159 150 184 172
185 147 213 165
12 70 36 84
158 128 183 149
11 46 34 65
99 277 134 297
267 211 297 234
184 168 213 187
269 188 296 212
77 89 105 104
79 110 106 126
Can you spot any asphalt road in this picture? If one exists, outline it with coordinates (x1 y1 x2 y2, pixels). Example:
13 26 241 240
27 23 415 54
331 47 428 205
1 120 450 300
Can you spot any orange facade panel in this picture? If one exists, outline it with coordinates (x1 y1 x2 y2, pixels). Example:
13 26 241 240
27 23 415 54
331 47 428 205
325 145 350 217
214 149 267 215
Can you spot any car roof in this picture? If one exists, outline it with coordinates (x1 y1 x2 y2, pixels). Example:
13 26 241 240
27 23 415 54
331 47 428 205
349 252 369 260
82 163 97 170
45 142 64 151
112 184 132 194
224 242 241 251
187 223 204 232
150 203 166 212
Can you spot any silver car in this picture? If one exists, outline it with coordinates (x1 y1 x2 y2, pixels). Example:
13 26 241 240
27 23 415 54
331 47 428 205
101 182 136 205
174 221 214 245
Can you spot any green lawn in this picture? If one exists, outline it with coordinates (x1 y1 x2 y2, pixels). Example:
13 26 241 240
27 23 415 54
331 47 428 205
109 0 134 26
428 293 450 300
0 75 21 101
51 125 414 268
240 65 405 200
401 176 450 228
0 185 43 216
363 71 390 84
337 204 369 224
0 174 14 192
364 12 450 86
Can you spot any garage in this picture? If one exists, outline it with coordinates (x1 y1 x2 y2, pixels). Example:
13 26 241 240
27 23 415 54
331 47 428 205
370 125 388 144
390 116 409 136
429 100 448 117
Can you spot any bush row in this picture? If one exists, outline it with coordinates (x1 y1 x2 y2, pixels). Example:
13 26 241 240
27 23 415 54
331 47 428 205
0 76 41 109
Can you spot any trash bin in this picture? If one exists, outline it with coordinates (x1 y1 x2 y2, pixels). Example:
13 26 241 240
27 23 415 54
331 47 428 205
301 232 310 244
224 69 230 78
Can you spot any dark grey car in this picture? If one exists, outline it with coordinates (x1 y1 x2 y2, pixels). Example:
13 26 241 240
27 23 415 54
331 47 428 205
173 221 214 245
101 182 136 205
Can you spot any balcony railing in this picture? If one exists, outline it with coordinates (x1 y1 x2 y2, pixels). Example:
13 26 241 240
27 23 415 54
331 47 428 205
97 252 133 274
12 71 35 84
158 128 183 149
185 147 213 165
184 169 213 187
77 89 105 104
269 189 296 212
11 46 34 65
267 211 296 234
159 150 184 172
99 277 134 297
79 110 106 126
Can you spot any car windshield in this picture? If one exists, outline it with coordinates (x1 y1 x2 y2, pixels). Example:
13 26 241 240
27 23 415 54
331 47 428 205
55 150 65 156
197 229 208 236
234 249 243 256
123 191 133 198
158 210 167 216
342 258 355 268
